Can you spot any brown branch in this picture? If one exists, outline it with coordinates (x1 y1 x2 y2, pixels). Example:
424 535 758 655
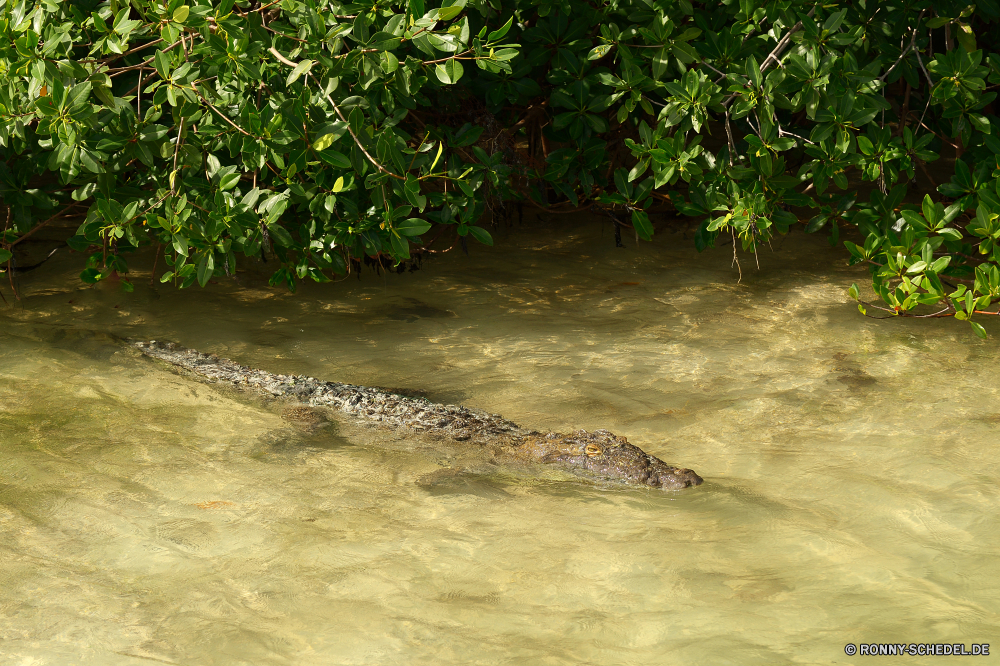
106 39 184 76
508 101 549 132
526 201 594 214
10 203 82 247
6 256 16 300
192 85 254 137
264 26 308 43
421 50 477 65
723 8 815 107
150 242 161 285
268 46 298 67
880 13 923 82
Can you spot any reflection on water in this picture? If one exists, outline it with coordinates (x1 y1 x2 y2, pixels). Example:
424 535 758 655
1 216 998 665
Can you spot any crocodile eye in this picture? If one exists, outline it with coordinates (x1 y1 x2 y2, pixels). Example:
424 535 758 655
584 443 602 457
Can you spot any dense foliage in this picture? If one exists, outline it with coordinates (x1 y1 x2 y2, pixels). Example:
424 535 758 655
3 0 1000 335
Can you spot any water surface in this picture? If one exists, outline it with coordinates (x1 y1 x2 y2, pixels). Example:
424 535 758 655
1 216 997 665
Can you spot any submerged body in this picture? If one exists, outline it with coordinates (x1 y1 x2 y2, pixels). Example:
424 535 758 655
131 340 702 490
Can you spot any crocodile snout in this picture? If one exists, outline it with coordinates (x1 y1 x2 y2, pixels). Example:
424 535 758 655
519 430 702 491
654 466 703 490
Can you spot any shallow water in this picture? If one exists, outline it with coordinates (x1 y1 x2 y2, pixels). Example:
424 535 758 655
1 216 998 665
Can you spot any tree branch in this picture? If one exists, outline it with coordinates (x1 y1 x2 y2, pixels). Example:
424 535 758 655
268 46 405 180
723 8 816 107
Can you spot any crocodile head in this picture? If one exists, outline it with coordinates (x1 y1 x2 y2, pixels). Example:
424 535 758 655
518 429 702 490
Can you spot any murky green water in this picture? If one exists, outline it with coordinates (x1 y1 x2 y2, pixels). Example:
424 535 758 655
1 216 998 665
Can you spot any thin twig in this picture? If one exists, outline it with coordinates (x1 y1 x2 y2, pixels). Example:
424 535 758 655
724 109 735 166
778 126 815 145
320 90 404 180
79 37 167 65
171 117 186 194
263 26 308 43
698 60 728 79
879 11 924 82
731 229 742 282
879 44 913 82
6 255 17 300
421 50 477 65
192 86 254 136
913 33 935 89
268 46 404 180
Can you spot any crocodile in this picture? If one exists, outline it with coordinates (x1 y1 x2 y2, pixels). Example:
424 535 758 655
131 340 703 491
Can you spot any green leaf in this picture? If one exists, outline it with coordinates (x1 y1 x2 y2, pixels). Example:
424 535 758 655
173 234 189 257
154 49 171 80
219 172 241 191
287 59 315 86
396 218 432 236
746 55 762 88
492 48 518 61
971 321 988 338
930 256 951 272
35 97 58 116
436 5 463 20
390 233 411 258
382 51 399 73
67 81 92 109
196 252 214 287
488 17 513 41
268 223 295 247
369 31 402 51
848 283 859 300
468 226 493 245
652 47 670 80
312 133 338 151
956 22 976 53
317 150 352 168
632 209 653 240
588 44 613 60
172 5 190 23
435 59 464 85
332 176 345 193
92 12 109 32
806 214 828 233
429 142 444 172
